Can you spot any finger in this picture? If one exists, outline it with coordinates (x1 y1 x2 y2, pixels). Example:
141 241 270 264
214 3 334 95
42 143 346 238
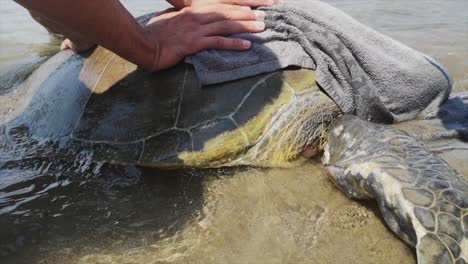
194 5 266 24
200 20 265 36
147 9 179 25
218 0 276 7
196 36 252 51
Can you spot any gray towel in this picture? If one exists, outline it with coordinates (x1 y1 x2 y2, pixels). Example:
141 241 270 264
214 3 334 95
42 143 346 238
185 0 452 123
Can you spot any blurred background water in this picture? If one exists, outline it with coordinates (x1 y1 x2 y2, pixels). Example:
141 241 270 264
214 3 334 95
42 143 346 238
0 0 466 263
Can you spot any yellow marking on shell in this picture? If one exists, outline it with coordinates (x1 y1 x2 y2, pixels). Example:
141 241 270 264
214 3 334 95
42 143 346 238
179 129 249 167
242 85 295 144
79 47 137 94
79 47 113 90
179 76 297 167
282 69 318 92
93 55 137 94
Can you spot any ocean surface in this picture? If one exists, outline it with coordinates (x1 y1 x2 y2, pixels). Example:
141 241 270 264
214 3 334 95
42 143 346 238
0 0 467 263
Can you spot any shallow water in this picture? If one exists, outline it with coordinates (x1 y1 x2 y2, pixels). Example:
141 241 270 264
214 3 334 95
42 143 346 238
0 0 467 263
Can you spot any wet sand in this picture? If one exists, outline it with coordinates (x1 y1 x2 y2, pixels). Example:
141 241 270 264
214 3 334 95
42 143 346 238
73 162 416 264
65 146 466 264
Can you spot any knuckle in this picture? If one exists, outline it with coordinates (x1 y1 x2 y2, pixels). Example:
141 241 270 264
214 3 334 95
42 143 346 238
236 21 249 31
214 37 225 47
210 37 227 48
233 38 245 47
247 10 257 20
181 6 193 13
210 21 227 34
181 9 199 22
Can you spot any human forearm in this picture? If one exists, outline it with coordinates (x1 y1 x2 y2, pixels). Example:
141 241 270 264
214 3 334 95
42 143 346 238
16 0 277 71
15 0 155 69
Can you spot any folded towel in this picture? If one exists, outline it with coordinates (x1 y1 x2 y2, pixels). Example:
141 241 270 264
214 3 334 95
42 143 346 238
185 0 452 123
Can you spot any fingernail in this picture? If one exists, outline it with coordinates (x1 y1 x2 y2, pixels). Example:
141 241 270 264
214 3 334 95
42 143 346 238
241 6 251 10
241 40 252 48
255 10 266 19
266 0 274 5
255 21 266 30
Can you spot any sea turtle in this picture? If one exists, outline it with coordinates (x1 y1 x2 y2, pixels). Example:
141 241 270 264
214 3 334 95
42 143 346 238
1 19 467 264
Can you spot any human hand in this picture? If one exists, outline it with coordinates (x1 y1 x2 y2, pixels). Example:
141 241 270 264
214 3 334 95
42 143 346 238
190 0 284 8
167 0 284 10
144 4 267 71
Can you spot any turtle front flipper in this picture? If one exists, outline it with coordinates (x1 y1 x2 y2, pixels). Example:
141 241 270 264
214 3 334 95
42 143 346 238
322 115 467 264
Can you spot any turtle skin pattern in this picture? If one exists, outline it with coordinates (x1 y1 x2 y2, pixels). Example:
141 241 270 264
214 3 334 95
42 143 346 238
323 115 467 264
